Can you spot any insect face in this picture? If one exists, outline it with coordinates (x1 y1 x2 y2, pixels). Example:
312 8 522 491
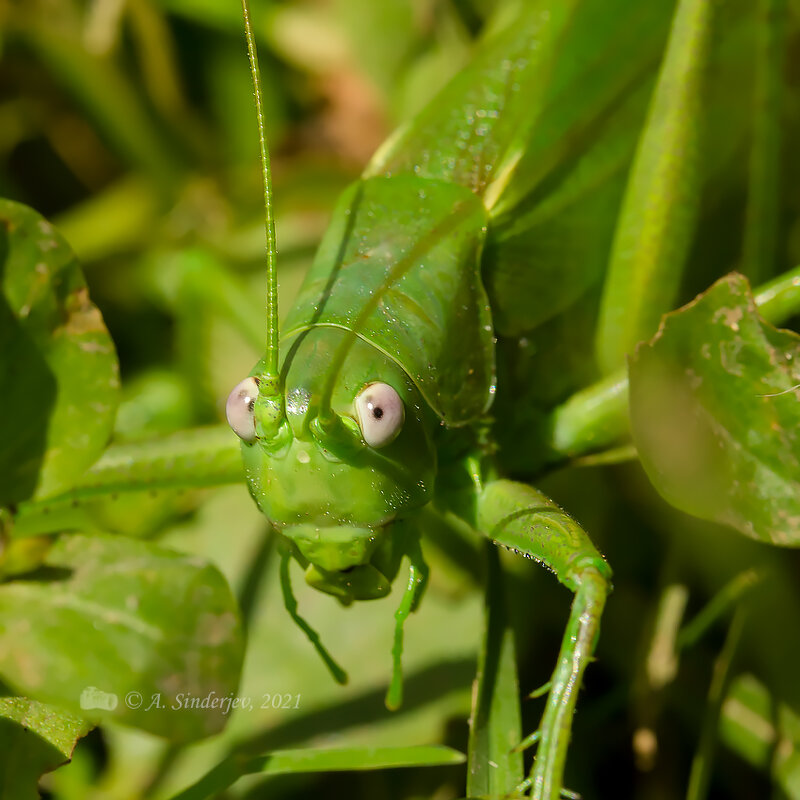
229 327 436 602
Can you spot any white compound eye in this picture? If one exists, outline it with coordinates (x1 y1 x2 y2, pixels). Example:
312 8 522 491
354 382 404 448
226 377 259 442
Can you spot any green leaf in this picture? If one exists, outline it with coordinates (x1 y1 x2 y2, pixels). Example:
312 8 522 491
596 0 717 373
0 533 244 742
0 198 120 505
169 745 466 800
467 545 523 798
629 272 800 545
0 697 90 800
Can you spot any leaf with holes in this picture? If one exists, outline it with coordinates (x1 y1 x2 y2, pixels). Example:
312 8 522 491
629 272 800 545
0 199 120 505
0 697 90 800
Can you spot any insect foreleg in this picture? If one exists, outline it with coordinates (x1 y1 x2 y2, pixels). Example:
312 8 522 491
477 480 612 800
278 545 348 685
386 530 429 711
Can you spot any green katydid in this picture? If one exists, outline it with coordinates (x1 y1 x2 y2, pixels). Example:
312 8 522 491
225 2 612 796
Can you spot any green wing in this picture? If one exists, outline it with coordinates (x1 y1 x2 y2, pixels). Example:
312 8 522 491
283 175 492 425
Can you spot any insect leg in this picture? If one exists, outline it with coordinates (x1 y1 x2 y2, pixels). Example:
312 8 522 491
385 532 429 711
278 545 348 685
477 480 612 800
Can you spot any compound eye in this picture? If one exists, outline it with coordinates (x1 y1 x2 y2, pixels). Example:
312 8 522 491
226 377 259 442
354 382 404 448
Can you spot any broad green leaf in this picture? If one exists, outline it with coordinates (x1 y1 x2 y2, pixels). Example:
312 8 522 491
596 0 716 373
169 745 466 800
467 545 523 798
0 199 120 505
0 533 244 742
629 273 800 545
0 697 89 800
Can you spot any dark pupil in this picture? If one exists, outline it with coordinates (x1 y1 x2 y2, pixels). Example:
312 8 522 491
372 406 383 420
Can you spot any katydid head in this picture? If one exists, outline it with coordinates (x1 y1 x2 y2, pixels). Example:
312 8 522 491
228 327 436 604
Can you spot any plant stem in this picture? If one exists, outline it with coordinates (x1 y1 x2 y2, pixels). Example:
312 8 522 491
753 263 800 325
12 426 242 538
685 606 747 800
677 570 762 651
549 371 628 459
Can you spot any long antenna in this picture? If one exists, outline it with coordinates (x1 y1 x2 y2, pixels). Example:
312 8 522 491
242 0 279 380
